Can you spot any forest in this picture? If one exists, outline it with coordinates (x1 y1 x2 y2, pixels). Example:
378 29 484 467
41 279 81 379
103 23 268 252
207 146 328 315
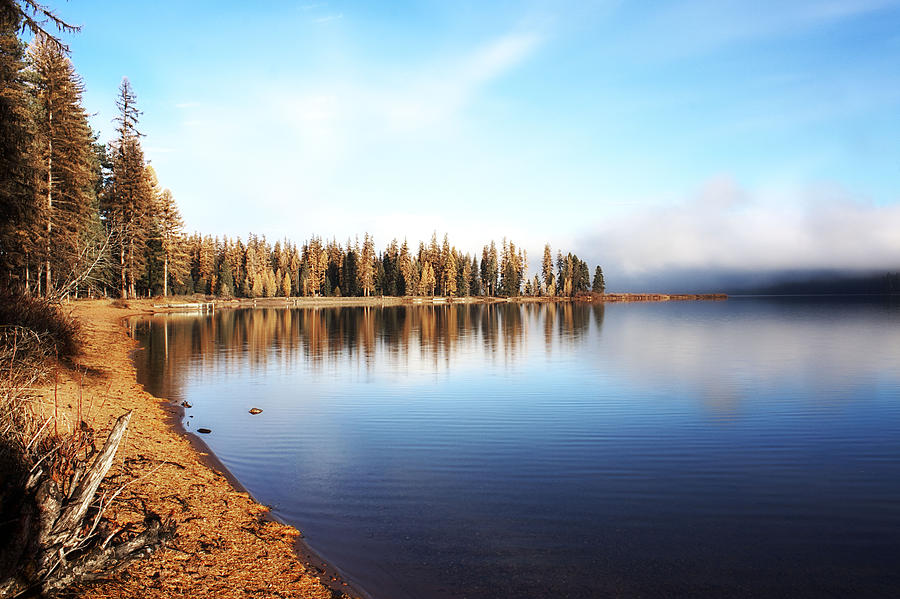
0 3 606 302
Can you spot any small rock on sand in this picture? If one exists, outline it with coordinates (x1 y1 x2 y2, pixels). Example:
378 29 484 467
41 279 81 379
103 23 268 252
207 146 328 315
249 408 263 415
197 428 212 434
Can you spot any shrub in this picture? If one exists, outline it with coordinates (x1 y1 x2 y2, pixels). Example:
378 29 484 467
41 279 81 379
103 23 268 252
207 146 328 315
0 291 80 360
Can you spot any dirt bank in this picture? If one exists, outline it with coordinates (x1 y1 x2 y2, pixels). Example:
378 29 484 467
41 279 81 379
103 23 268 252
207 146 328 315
35 300 360 599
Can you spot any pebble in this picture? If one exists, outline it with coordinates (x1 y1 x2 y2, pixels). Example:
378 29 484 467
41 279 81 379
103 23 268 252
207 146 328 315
249 408 263 415
197 428 211 434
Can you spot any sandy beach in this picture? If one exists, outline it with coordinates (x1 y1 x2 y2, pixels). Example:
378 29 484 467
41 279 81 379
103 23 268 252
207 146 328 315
34 299 359 599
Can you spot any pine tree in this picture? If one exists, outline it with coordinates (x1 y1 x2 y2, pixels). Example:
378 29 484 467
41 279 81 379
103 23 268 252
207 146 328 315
154 188 184 296
0 7 38 291
28 34 94 297
381 239 399 296
102 78 151 298
418 261 436 296
469 255 480 296
342 247 358 296
398 239 415 296
216 244 234 297
592 265 605 294
359 232 375 296
481 242 498 296
263 268 276 297
456 252 470 297
288 243 301 296
429 232 441 279
280 269 291 297
542 243 555 296
443 246 457 296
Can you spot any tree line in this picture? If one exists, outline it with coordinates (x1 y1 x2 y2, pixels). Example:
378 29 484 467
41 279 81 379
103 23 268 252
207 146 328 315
172 233 604 299
0 4 606 300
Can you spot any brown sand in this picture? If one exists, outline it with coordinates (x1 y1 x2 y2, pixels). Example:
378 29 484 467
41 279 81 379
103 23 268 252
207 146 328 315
35 300 360 599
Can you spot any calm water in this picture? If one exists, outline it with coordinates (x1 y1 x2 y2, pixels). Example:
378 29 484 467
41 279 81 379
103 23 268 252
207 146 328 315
132 298 900 598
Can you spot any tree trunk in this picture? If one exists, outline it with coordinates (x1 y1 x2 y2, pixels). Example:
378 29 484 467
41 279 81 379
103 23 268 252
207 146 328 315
0 411 174 597
163 249 168 297
45 103 53 299
119 244 126 299
127 238 135 299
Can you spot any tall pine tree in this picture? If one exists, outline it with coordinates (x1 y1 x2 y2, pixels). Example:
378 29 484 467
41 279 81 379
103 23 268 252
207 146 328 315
28 34 95 297
102 78 151 298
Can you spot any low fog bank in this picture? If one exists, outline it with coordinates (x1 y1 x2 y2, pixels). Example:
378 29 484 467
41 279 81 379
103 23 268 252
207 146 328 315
576 177 900 294
606 268 899 295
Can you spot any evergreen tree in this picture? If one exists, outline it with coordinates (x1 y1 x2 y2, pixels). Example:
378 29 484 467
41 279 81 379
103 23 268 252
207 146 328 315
456 252 470 297
359 232 375 296
280 269 291 297
381 239 399 296
216 247 234 297
542 243 555 296
429 232 441 292
299 260 310 296
0 6 37 291
418 261 436 296
469 255 480 296
102 77 151 298
341 247 358 296
398 239 416 296
325 239 342 296
573 256 590 294
592 265 605 294
28 34 94 297
443 246 457 296
481 242 498 296
155 188 184 296
263 268 276 297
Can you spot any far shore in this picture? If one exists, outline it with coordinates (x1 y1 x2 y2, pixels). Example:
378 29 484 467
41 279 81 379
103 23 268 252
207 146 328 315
135 291 728 312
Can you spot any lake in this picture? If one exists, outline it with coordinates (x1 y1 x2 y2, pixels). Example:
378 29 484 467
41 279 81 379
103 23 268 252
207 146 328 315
132 298 900 598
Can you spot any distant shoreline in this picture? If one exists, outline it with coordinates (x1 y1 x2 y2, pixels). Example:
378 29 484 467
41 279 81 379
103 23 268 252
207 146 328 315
139 292 728 312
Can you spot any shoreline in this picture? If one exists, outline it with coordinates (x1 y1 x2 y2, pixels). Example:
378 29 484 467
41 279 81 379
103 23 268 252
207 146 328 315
146 291 728 312
37 300 362 599
151 363 373 599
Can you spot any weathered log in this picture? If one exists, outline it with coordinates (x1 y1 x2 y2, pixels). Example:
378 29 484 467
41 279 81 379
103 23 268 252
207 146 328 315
49 411 132 545
38 516 174 596
0 410 174 597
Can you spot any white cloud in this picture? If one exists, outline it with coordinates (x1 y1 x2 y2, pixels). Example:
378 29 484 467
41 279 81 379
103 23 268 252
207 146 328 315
382 32 541 130
579 176 900 276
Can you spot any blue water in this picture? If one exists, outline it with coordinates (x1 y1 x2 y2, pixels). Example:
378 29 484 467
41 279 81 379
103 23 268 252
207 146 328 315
132 298 900 598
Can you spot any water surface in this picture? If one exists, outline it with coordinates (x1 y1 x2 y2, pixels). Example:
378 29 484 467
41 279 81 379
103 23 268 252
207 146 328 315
132 298 900 598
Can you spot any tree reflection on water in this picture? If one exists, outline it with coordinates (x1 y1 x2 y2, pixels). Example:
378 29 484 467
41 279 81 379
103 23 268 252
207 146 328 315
132 303 604 401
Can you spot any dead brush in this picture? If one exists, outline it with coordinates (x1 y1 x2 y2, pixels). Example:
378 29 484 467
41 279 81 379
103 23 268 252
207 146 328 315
0 308 173 597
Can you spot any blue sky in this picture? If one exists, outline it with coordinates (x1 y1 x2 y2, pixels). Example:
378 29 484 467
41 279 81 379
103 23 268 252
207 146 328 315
43 0 900 289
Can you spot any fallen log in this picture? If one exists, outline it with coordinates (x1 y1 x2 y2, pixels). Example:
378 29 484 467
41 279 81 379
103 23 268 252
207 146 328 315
0 411 174 597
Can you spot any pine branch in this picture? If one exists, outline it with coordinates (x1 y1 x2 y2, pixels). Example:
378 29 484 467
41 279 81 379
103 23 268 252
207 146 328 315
16 1 81 52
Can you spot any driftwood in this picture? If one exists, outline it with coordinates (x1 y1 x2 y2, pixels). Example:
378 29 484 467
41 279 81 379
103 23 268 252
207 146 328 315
0 411 174 597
